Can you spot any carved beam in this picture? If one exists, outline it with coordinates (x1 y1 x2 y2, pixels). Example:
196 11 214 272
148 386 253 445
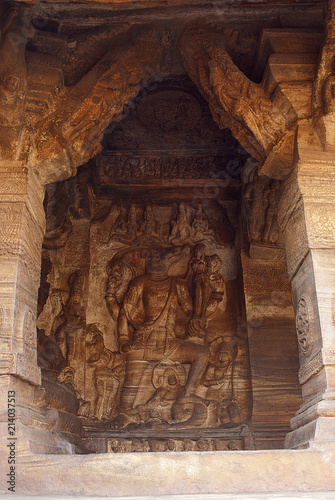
179 25 297 174
30 27 164 185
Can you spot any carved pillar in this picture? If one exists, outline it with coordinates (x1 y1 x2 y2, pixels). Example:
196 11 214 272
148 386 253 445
278 131 335 449
0 159 46 449
241 248 301 449
240 160 301 448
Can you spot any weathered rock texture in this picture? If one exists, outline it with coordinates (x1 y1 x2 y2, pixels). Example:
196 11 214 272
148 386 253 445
0 0 335 495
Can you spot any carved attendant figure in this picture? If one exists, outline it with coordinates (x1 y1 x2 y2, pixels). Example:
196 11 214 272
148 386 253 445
243 169 269 243
55 271 86 394
86 324 124 420
169 204 192 245
204 337 239 424
190 243 223 320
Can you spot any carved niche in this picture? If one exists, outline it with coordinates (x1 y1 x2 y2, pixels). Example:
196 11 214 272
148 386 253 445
37 78 252 451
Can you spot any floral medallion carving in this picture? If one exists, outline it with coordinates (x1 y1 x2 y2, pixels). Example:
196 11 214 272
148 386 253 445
295 294 314 355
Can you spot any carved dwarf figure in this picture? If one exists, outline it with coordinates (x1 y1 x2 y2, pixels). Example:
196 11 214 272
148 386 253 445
37 329 66 375
132 360 186 423
204 337 239 425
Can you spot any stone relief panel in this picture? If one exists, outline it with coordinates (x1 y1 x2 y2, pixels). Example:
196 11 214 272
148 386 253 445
37 178 252 448
103 79 240 152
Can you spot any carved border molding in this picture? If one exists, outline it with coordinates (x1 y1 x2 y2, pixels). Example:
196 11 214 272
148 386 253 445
298 351 322 385
96 152 242 183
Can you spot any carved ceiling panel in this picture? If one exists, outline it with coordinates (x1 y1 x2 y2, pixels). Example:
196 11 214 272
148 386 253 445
0 1 327 183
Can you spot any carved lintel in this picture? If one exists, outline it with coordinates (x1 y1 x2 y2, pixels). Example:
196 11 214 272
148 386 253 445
96 153 242 183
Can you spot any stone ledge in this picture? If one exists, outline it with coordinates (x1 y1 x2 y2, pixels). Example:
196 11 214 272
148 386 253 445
1 449 335 497
1 493 335 499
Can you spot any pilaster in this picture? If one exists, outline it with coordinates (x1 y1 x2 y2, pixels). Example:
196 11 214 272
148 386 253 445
0 160 45 386
278 133 335 449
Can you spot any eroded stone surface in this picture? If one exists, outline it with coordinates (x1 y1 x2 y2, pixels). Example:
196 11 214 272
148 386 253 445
0 0 335 492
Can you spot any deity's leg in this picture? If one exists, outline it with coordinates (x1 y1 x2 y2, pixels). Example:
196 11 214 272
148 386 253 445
169 341 210 396
118 350 150 411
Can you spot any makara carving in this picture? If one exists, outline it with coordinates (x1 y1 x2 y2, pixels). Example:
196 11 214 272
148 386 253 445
313 0 335 116
32 27 164 183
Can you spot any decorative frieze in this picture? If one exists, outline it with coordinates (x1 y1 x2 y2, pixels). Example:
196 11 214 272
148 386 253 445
107 437 243 453
298 352 323 385
96 153 240 183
